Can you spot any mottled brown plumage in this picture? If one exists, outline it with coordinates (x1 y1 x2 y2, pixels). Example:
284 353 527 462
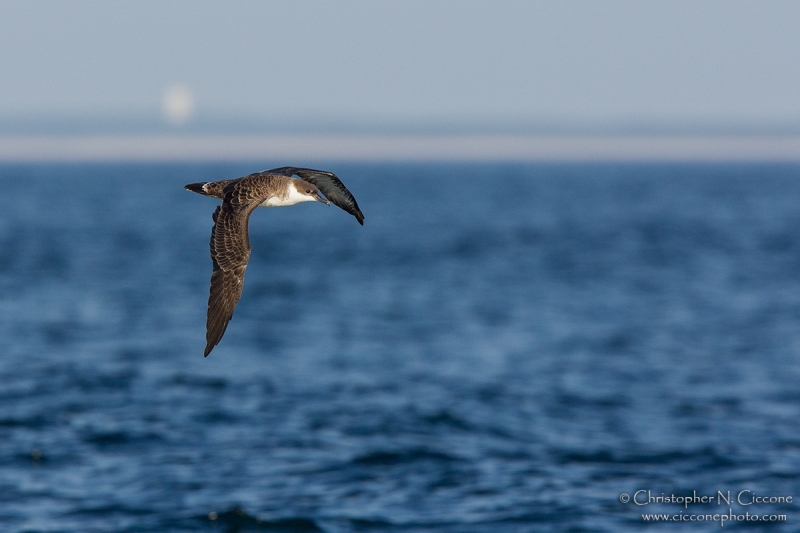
185 167 364 356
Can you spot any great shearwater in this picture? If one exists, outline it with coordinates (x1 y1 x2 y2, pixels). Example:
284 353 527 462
185 166 364 357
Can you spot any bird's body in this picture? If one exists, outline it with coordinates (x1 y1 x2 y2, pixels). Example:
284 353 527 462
185 167 364 356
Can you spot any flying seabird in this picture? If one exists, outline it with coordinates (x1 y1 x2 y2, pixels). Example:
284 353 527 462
185 166 364 356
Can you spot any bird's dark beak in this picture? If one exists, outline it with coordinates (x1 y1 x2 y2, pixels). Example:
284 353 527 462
315 191 330 205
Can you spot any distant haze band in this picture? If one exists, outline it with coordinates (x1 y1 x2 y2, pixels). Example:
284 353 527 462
4 135 800 162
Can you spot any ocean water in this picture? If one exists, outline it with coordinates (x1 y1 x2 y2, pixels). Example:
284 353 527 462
1 162 799 532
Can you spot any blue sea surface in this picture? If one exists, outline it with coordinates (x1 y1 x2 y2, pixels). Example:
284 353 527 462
1 162 799 532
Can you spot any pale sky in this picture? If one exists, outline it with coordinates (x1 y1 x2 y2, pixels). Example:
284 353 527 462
2 1 800 133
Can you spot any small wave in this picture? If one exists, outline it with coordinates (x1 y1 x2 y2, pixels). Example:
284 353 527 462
421 410 474 431
170 373 228 390
446 229 506 260
193 410 240 424
71 368 139 392
553 446 732 467
203 506 323 532
351 449 460 467
68 503 153 517
82 429 164 447
0 414 51 429
554 392 631 409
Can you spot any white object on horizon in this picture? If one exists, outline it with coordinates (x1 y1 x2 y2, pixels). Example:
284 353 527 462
162 84 195 126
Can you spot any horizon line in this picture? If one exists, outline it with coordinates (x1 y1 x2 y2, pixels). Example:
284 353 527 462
3 133 800 162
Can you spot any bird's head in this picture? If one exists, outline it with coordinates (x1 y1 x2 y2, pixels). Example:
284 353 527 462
290 180 330 205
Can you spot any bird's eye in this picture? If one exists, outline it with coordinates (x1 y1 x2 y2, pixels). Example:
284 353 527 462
306 189 311 193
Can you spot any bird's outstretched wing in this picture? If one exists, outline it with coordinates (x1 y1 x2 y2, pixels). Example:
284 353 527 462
268 166 364 225
204 178 269 356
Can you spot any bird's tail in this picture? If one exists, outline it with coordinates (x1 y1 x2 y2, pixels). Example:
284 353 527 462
185 180 232 199
185 182 211 196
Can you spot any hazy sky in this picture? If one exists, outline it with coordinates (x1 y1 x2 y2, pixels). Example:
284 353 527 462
2 1 800 132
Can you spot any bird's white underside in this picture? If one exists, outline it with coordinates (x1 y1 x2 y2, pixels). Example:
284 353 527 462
259 182 318 207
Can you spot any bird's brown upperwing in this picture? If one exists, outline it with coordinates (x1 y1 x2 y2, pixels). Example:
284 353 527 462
204 177 273 356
